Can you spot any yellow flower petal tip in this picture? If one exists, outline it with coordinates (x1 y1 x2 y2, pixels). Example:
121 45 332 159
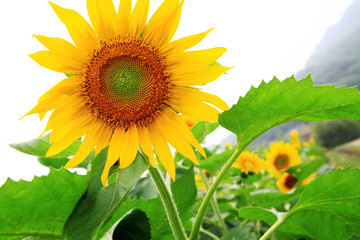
25 0 229 186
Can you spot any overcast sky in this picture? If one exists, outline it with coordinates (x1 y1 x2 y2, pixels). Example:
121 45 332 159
0 0 354 185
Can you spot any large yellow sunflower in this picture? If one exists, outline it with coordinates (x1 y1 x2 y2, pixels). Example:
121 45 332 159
265 141 300 178
25 0 230 186
233 151 265 174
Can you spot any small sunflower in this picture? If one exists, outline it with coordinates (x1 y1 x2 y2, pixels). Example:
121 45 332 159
265 142 300 178
290 130 301 150
25 0 230 186
233 151 265 174
276 172 298 194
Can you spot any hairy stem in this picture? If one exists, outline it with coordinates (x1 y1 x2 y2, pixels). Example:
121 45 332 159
148 166 188 240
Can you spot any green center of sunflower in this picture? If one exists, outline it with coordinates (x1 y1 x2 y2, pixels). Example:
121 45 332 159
102 58 144 101
80 36 172 128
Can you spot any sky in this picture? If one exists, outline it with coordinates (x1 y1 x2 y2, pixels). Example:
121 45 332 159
0 0 354 186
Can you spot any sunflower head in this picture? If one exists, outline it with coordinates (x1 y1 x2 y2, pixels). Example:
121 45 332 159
265 141 301 178
276 172 298 194
25 0 230 186
233 151 265 174
290 130 301 150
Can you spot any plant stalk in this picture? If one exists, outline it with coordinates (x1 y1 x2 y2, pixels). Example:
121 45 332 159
148 166 188 240
199 169 228 235
189 148 242 240
259 213 290 240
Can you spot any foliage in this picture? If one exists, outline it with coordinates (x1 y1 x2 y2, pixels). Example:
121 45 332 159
6 75 360 240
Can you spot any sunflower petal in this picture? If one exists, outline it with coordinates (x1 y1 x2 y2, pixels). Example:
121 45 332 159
49 2 98 52
138 125 155 167
172 86 229 111
149 122 175 180
29 50 81 74
33 35 86 61
117 0 132 35
155 115 199 164
165 28 214 53
101 128 125 186
143 0 182 45
118 126 139 168
172 65 232 86
131 0 149 36
87 0 117 39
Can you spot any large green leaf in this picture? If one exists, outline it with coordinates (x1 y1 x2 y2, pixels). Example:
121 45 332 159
249 186 305 208
63 149 148 240
238 207 278 226
224 226 257 240
276 168 360 240
198 148 236 174
0 169 88 240
191 121 219 144
9 133 91 169
219 75 360 150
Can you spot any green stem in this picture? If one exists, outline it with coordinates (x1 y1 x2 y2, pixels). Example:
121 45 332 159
189 148 242 240
199 170 228 235
259 213 290 240
200 228 220 240
148 166 188 240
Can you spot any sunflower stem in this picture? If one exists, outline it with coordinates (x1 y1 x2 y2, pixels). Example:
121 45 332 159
189 148 242 240
259 213 290 240
199 169 228 235
148 166 188 240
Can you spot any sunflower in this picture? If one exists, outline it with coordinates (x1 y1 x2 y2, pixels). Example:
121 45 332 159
233 151 265 174
276 172 298 194
265 142 300 178
25 0 230 186
290 130 301 150
300 173 316 185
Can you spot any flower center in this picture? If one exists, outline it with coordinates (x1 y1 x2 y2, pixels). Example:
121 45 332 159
80 36 172 128
284 173 298 189
274 154 289 171
244 160 254 171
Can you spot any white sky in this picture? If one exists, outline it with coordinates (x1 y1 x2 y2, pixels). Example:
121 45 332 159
0 0 354 186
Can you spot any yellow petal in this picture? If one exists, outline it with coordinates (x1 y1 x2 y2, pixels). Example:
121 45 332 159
33 35 86 61
148 122 175 180
117 0 132 35
143 0 181 45
49 2 99 52
29 50 81 74
65 122 103 168
172 86 229 111
87 0 117 39
169 97 220 122
101 128 125 186
95 125 113 155
164 28 214 53
165 109 206 158
155 115 199 165
167 47 227 74
38 76 80 103
172 65 232 86
131 0 149 36
119 126 139 168
138 125 155 167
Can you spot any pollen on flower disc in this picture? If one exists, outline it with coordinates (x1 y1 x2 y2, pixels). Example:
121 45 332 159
80 36 172 128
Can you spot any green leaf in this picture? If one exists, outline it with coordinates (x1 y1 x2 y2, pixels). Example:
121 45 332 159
198 148 236 174
191 121 219 144
219 75 360 150
224 226 258 240
10 133 81 158
238 207 278 226
0 168 88 240
112 209 151 240
249 186 306 208
277 169 360 240
9 134 92 169
63 149 148 240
